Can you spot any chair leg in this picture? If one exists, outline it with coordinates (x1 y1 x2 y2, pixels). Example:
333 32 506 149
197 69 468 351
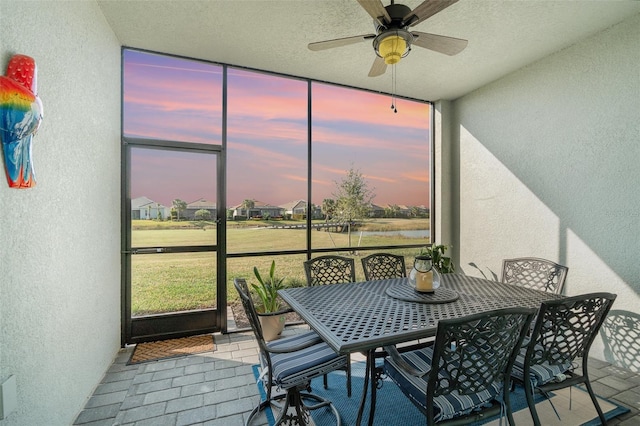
584 380 608 425
524 379 542 426
278 389 311 426
346 360 352 397
325 358 351 398
247 389 341 426
504 380 516 426
283 390 342 426
246 394 286 426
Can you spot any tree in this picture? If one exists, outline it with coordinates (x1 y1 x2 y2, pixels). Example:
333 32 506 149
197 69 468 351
321 198 336 222
241 199 255 219
194 209 212 221
172 199 187 221
333 166 375 247
308 203 319 219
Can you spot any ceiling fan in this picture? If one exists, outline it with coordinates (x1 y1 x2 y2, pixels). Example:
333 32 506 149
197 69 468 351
308 0 468 77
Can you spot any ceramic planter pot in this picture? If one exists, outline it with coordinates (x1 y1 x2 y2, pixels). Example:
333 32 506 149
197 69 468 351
258 312 286 341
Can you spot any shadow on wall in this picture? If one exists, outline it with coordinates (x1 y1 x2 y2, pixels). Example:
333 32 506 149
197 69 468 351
601 310 640 374
467 262 499 282
452 15 640 289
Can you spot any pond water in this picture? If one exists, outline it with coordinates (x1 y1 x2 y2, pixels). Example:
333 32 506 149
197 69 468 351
358 230 429 238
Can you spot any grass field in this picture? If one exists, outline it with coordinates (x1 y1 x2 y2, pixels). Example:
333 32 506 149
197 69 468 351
130 218 429 316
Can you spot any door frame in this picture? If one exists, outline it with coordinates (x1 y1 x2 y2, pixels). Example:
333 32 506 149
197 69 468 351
121 137 226 345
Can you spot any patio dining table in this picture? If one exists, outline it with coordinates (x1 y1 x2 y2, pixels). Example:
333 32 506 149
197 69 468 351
278 273 563 426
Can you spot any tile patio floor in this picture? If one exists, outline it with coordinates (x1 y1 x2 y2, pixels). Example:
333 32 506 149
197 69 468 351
74 323 640 426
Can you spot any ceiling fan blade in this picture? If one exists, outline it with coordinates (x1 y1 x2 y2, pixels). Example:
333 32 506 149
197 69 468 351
356 0 391 26
368 56 387 77
411 31 468 56
308 34 375 51
403 0 459 27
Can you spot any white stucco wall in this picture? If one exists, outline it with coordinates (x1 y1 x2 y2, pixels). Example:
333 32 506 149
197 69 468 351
0 2 121 424
448 13 640 368
434 101 454 248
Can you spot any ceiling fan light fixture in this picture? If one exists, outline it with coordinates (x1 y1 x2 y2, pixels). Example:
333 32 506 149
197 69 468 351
379 35 406 64
374 30 412 65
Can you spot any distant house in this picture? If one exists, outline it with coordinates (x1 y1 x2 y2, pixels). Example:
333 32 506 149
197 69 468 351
280 200 307 218
378 203 412 218
131 196 170 220
185 198 216 220
397 205 411 217
279 200 324 219
369 204 385 218
415 205 430 217
231 200 284 219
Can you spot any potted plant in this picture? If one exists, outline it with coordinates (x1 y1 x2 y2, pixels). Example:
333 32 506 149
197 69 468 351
419 244 455 273
252 260 290 341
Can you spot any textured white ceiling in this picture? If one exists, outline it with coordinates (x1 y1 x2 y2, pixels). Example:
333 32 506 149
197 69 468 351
98 0 640 101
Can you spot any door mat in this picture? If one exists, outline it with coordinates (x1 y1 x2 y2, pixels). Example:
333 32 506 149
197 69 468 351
128 334 215 365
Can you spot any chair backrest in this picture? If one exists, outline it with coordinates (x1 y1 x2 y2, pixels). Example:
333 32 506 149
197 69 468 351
361 253 407 280
303 255 356 286
501 257 568 294
234 278 270 355
526 292 616 369
426 307 535 419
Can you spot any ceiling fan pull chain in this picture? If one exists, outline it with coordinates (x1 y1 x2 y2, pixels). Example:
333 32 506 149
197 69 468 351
391 64 398 113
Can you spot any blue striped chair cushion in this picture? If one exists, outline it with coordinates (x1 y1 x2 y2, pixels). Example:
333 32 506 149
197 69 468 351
265 330 322 351
384 346 503 422
511 344 573 387
262 332 347 389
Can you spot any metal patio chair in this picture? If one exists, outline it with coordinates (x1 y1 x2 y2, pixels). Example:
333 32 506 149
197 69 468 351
303 255 354 396
501 257 568 294
304 255 356 286
511 292 617 426
234 278 347 425
360 252 430 354
383 307 536 425
361 252 407 280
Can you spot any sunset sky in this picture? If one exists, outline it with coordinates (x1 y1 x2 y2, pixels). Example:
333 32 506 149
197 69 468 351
124 49 431 209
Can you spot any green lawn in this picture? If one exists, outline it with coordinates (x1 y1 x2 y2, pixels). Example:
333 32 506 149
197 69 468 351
130 218 429 316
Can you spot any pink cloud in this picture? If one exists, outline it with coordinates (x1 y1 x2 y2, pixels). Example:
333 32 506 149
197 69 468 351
125 50 432 209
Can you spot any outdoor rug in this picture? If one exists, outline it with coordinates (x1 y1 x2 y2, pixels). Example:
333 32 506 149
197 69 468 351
252 361 629 426
128 334 215 365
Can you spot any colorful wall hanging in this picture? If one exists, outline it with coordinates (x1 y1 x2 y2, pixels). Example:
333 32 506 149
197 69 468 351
0 54 43 188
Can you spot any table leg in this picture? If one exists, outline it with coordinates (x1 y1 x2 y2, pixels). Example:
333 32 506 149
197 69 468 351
355 350 371 425
355 350 380 426
368 351 379 426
